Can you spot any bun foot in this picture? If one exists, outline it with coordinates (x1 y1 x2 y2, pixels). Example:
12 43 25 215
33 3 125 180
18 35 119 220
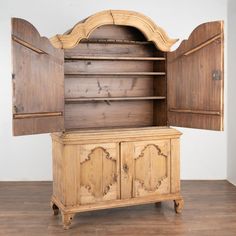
174 198 184 213
50 201 59 216
62 213 75 230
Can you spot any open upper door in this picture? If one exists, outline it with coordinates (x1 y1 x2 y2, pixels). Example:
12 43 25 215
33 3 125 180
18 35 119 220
167 21 224 130
12 18 64 135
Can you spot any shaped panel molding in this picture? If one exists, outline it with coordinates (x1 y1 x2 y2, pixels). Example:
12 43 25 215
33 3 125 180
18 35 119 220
135 144 168 193
80 146 117 201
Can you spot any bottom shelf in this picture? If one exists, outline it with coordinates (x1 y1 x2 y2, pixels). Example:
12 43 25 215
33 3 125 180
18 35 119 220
65 99 167 130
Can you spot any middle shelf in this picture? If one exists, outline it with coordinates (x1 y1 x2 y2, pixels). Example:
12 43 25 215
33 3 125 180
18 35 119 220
65 96 166 103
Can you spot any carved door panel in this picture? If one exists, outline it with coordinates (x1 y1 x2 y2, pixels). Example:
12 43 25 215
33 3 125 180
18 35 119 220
121 140 170 199
79 143 120 204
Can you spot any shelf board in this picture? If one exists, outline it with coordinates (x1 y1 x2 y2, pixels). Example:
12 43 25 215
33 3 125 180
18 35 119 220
65 96 166 103
65 56 166 61
65 72 166 76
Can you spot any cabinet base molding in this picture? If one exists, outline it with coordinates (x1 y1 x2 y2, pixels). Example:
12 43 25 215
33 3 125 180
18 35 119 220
51 194 184 229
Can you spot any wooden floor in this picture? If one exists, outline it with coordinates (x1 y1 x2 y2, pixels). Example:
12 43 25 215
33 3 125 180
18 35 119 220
0 181 236 236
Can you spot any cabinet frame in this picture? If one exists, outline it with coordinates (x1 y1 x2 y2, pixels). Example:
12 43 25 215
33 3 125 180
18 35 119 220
51 127 183 229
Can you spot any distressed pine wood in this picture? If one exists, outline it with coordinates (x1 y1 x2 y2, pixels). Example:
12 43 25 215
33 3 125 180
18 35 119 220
51 127 182 229
11 11 225 232
121 140 171 198
170 139 180 193
65 76 154 98
50 10 178 51
64 100 154 129
167 21 224 130
12 18 64 135
64 23 167 130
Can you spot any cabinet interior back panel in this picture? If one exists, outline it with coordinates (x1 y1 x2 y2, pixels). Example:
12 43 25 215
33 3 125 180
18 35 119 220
64 43 156 57
64 60 154 74
64 25 167 130
65 76 154 98
65 100 154 129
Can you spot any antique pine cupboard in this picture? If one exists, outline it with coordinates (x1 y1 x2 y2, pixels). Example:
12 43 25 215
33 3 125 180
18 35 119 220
11 10 224 229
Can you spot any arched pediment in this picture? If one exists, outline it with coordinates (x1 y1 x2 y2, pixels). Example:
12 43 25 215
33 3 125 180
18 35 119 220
50 10 178 51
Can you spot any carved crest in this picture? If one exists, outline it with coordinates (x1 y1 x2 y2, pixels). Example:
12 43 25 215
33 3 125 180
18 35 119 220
50 10 178 51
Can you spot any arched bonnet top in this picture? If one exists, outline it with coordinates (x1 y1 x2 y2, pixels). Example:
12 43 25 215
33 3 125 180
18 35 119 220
50 10 178 51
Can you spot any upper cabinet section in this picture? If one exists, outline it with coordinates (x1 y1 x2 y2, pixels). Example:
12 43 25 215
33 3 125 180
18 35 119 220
12 18 65 135
167 21 224 131
50 10 178 51
11 11 224 136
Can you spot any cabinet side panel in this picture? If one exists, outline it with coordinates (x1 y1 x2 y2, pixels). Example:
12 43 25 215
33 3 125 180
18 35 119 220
52 139 65 205
170 138 180 193
64 145 80 206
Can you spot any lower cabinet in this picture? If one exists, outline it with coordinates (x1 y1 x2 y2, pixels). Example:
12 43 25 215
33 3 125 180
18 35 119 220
51 128 183 229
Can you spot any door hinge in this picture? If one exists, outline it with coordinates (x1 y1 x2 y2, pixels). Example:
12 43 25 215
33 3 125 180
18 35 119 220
212 70 221 80
13 105 18 113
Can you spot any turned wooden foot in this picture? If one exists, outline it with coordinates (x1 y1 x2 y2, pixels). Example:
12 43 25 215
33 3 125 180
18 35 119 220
62 213 75 230
174 198 184 213
50 201 59 215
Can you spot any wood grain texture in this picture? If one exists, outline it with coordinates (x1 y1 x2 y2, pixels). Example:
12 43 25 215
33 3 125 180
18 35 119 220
50 10 178 51
64 100 154 130
170 138 180 193
1 181 236 235
12 18 64 135
64 23 167 130
167 21 224 130
65 76 155 98
80 144 119 204
64 42 156 57
51 128 182 228
121 140 170 198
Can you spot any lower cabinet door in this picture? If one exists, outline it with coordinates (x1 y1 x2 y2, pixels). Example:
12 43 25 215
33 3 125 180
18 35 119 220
79 143 120 204
120 140 171 199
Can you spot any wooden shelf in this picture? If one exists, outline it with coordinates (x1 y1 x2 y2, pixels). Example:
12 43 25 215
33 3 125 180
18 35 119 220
65 56 166 61
65 96 166 103
65 72 166 76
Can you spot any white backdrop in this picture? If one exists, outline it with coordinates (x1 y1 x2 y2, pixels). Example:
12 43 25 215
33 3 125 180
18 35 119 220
227 0 236 186
0 0 227 180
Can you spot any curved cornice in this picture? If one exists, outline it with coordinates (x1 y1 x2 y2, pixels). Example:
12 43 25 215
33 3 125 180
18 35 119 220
50 10 178 51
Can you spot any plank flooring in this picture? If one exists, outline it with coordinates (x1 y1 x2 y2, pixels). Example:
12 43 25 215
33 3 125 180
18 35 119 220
0 180 236 236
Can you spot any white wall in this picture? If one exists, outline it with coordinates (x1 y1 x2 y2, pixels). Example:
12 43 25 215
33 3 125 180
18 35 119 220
227 0 236 185
0 0 227 180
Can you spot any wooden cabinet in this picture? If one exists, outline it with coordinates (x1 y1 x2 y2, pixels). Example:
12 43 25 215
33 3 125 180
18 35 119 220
51 128 182 229
11 10 224 229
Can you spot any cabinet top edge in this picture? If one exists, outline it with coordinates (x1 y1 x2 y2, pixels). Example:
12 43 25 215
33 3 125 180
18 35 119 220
51 127 182 142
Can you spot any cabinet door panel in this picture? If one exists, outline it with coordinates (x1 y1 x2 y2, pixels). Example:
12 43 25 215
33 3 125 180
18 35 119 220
12 18 64 135
79 143 120 204
121 140 170 199
167 21 224 130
